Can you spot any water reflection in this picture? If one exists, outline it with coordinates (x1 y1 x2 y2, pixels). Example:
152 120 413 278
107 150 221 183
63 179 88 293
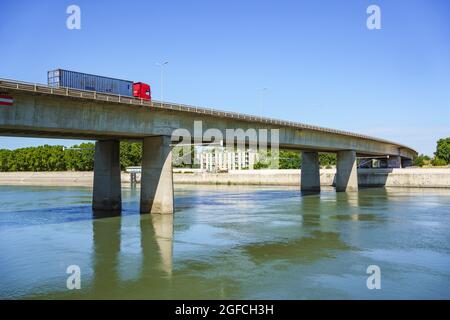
299 194 323 227
1 185 449 299
89 210 174 298
141 214 173 277
244 230 353 264
92 211 121 297
327 189 388 222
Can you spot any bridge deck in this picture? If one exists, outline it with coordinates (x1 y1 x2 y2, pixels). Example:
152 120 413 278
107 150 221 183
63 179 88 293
0 78 415 153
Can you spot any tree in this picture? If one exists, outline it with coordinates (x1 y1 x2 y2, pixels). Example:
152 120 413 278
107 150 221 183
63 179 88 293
434 138 450 165
254 151 339 169
279 151 301 169
254 161 270 169
254 150 302 169
0 145 67 171
431 157 447 166
120 141 142 170
64 143 95 171
0 149 11 172
413 154 430 167
319 153 336 167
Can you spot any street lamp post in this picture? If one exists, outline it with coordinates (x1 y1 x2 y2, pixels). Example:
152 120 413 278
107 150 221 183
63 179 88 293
156 61 169 104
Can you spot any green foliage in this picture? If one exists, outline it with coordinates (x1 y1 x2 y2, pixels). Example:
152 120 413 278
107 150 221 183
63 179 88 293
254 151 337 169
254 150 270 169
279 151 301 169
431 157 447 166
319 153 336 167
254 150 301 169
0 145 66 171
434 138 450 165
64 143 95 171
120 141 142 170
254 150 276 169
0 149 12 171
0 141 143 172
413 154 430 167
253 161 270 169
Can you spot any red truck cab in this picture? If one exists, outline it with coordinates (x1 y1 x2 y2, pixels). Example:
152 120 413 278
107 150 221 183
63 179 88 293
133 82 151 100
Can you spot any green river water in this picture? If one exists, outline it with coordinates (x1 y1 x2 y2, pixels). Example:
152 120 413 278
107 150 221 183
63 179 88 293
0 185 449 299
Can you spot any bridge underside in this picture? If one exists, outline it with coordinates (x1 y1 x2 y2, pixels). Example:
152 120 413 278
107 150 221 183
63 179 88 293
0 126 412 158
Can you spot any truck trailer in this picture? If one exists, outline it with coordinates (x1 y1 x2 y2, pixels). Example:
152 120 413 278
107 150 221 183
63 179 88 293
47 69 151 100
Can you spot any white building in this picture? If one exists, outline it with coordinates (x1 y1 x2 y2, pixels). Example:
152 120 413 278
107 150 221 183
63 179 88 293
197 148 258 172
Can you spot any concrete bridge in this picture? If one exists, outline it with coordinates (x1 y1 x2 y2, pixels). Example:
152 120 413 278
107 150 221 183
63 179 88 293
0 78 417 214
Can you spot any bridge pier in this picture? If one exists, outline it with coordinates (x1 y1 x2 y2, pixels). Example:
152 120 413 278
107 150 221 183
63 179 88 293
336 150 358 192
140 136 174 214
401 157 413 168
388 155 402 168
301 151 321 194
92 140 122 212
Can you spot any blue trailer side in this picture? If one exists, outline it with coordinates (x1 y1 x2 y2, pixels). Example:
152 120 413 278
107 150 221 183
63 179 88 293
48 69 133 96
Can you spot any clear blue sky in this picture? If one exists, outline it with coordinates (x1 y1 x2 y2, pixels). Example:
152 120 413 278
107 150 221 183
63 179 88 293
1 0 449 156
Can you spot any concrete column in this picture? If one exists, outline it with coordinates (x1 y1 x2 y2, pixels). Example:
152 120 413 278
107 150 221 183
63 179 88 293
401 158 413 168
301 151 321 194
92 140 122 212
140 136 174 214
336 150 358 192
388 155 402 168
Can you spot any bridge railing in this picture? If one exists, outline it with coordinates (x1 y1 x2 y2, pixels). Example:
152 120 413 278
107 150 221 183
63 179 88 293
0 77 416 152
0 77 343 132
0 77 319 127
0 77 153 107
0 78 339 128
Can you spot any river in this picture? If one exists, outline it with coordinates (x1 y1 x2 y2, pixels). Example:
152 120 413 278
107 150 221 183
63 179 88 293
0 185 449 299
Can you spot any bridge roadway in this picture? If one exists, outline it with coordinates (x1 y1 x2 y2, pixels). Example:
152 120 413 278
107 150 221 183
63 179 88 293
0 78 417 214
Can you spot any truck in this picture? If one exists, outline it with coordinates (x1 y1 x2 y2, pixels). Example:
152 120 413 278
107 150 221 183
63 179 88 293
47 69 151 100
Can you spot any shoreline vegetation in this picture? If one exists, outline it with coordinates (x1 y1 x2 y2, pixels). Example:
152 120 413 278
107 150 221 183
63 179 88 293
0 142 330 172
1 138 449 172
0 168 449 188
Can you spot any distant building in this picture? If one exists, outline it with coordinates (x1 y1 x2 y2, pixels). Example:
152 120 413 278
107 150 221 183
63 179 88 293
196 148 258 172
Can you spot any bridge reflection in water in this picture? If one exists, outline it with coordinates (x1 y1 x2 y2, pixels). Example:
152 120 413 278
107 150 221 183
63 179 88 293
1 185 449 299
88 187 382 298
91 210 174 299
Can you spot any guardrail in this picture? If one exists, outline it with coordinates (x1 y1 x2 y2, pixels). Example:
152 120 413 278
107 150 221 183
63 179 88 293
0 77 416 152
125 166 142 173
0 77 152 107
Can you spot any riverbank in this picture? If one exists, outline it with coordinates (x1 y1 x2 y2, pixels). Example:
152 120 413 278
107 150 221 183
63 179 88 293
0 168 449 188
